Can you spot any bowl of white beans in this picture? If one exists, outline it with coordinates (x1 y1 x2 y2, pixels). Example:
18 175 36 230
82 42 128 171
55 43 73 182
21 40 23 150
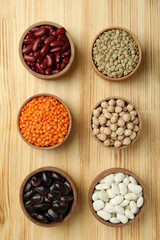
88 168 146 227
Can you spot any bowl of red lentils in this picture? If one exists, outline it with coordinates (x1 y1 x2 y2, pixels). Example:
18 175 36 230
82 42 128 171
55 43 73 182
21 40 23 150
17 94 72 149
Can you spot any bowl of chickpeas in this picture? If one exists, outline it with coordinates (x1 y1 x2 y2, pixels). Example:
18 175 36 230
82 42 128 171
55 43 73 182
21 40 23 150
90 96 142 149
17 93 72 149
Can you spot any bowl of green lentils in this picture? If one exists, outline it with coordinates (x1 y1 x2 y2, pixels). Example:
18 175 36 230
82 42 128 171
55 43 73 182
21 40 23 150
91 27 142 82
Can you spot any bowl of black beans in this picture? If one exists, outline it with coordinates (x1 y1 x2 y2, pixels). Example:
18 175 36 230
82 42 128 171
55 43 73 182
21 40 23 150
20 167 77 227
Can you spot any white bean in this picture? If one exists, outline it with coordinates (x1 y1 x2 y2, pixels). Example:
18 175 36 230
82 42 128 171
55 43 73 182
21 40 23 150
92 191 100 201
110 217 120 223
110 195 124 205
103 203 115 213
104 174 115 186
99 190 109 202
114 173 125 182
119 183 127 195
125 193 137 200
137 197 144 208
128 183 142 194
107 189 116 198
117 214 128 224
112 183 120 195
115 205 124 215
93 200 104 211
123 176 130 185
125 209 134 219
130 201 138 214
120 200 129 207
95 184 109 190
129 176 137 184
97 210 111 221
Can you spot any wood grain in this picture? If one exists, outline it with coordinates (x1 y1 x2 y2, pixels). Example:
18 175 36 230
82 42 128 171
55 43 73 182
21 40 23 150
0 0 160 239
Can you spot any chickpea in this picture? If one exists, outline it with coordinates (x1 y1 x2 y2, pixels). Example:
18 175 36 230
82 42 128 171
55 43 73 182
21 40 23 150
130 132 137 140
111 116 118 123
106 120 111 126
110 124 118 131
99 115 107 125
97 133 107 141
104 111 112 119
111 131 117 140
123 137 131 145
117 118 125 127
116 99 125 107
133 117 139 125
124 129 132 136
112 113 119 117
93 128 100 135
133 125 139 132
127 104 134 112
108 99 116 106
93 109 100 117
123 113 131 122
123 106 127 112
93 117 99 126
119 111 126 117
130 110 137 115
110 139 114 146
104 139 110 147
108 106 115 113
101 101 108 108
115 106 122 113
116 127 124 136
114 140 122 148
130 114 136 121
100 127 105 133
118 135 124 141
104 127 111 135
127 122 134 129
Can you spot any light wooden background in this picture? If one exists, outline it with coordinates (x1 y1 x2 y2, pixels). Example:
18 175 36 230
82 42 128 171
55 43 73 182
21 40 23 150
0 0 160 239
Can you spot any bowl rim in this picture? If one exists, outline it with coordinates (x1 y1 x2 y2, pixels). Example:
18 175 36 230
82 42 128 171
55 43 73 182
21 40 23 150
20 166 78 227
88 167 146 227
90 96 142 150
17 93 72 150
19 21 75 80
90 26 142 82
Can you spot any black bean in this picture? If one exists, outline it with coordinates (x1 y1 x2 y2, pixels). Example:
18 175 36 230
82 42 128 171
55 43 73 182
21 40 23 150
44 196 51 203
60 193 73 202
25 200 34 213
64 181 72 191
48 191 61 201
42 172 51 185
59 184 70 195
51 172 65 182
31 194 43 204
32 213 48 224
34 203 50 212
24 181 32 193
48 209 63 222
23 189 35 202
31 174 42 187
36 185 49 195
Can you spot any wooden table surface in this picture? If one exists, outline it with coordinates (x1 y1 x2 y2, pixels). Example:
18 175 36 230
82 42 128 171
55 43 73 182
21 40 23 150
0 0 160 239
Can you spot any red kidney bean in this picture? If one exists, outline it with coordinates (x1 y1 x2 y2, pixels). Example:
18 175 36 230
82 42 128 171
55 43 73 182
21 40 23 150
45 54 53 67
55 52 60 63
31 27 40 32
52 27 65 36
61 42 70 52
22 44 33 54
32 37 41 52
41 25 53 30
24 55 36 62
44 36 55 44
23 45 26 49
34 50 41 58
40 59 48 69
61 49 71 58
23 38 35 44
27 30 35 38
58 34 68 42
62 57 70 64
27 61 31 66
50 47 62 53
50 40 64 48
37 56 44 64
30 62 36 67
34 27 46 37
36 63 44 74
29 52 34 56
40 44 50 56
60 62 66 70
41 33 48 42
56 63 60 69
49 29 55 36
31 66 37 71
51 69 60 74
45 67 51 75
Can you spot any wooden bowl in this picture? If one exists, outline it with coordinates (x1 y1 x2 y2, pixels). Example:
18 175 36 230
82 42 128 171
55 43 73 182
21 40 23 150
17 93 72 149
90 96 142 150
20 166 77 227
88 168 146 227
90 26 142 82
19 21 75 80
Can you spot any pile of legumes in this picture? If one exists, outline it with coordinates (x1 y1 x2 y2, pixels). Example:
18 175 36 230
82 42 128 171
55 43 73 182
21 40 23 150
92 29 139 78
19 96 69 147
22 25 71 75
23 171 74 224
92 173 144 224
91 98 140 148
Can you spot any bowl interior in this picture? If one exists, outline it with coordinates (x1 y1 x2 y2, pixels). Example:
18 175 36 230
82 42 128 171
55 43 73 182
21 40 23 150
19 21 75 80
90 26 142 81
17 93 72 150
88 168 146 227
90 96 142 150
20 166 77 227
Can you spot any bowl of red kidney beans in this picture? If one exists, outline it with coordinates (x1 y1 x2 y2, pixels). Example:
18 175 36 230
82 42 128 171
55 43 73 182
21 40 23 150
20 167 77 227
19 22 75 80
